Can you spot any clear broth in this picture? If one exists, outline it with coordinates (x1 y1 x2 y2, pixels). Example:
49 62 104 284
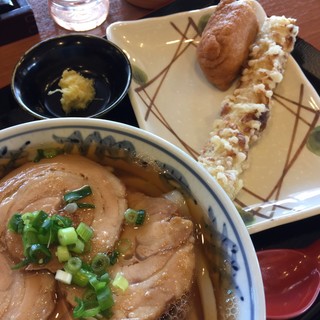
1 145 238 320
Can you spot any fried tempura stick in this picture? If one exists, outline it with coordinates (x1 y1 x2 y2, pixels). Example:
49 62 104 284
198 16 299 199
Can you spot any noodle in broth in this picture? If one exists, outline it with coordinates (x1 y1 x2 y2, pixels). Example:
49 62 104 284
0 146 238 320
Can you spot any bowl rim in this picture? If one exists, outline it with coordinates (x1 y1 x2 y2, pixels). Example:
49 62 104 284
0 117 266 319
11 34 132 120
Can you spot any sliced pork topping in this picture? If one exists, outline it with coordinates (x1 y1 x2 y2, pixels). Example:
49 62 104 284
113 243 195 319
110 192 196 320
0 155 199 319
0 251 56 319
126 191 180 222
0 154 127 263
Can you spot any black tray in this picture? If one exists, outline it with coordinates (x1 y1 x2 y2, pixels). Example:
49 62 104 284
1 1 320 318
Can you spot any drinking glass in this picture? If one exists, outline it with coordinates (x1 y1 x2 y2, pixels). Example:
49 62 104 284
48 0 109 31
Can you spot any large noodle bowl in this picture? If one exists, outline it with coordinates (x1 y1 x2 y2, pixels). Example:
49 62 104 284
0 118 265 320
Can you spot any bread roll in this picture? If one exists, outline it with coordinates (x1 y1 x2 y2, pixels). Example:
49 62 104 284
197 0 259 91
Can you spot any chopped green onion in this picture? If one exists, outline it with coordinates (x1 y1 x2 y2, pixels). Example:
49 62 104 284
76 222 93 243
38 218 53 234
38 215 73 247
21 212 36 226
82 288 97 304
56 245 71 263
101 308 113 318
124 208 146 226
38 219 57 246
108 250 119 266
55 269 72 284
22 226 38 257
76 202 95 209
37 232 53 246
58 227 78 246
112 272 129 292
91 253 110 275
89 276 106 291
11 258 31 270
64 185 93 203
99 272 111 285
6 203 98 270
72 269 94 287
135 210 146 225
97 286 114 310
33 148 63 162
22 224 37 234
73 297 85 318
7 213 24 233
28 244 52 265
80 260 93 272
68 238 85 254
116 238 132 254
52 214 73 228
65 257 82 274
124 208 137 224
30 210 49 229
81 306 101 318
64 202 78 213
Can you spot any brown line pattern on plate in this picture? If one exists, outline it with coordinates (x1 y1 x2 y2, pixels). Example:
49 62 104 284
237 84 320 220
135 19 199 122
266 93 320 201
132 14 320 223
134 18 201 158
274 94 317 126
135 88 199 157
267 85 304 218
236 195 294 220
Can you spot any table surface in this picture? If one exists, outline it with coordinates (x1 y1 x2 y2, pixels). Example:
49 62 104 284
1 0 320 89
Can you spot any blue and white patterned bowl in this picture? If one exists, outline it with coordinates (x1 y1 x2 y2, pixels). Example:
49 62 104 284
0 118 265 319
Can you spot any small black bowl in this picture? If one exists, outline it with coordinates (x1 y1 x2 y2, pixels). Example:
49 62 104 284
11 34 132 119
